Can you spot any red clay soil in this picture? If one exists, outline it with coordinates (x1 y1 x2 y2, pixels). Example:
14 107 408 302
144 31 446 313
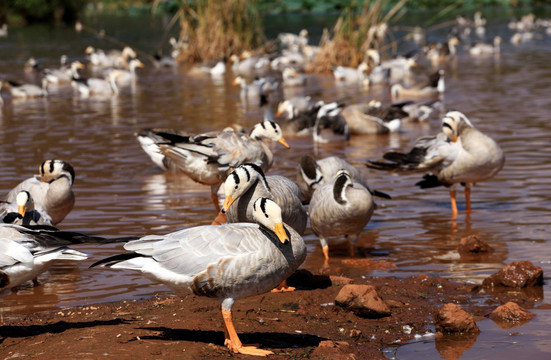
0 268 541 360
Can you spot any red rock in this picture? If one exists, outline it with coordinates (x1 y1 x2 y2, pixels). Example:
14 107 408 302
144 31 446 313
435 303 480 334
490 301 535 329
457 235 493 254
335 284 390 318
483 261 543 288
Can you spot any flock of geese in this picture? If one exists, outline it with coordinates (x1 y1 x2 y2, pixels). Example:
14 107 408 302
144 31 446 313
6 9 547 355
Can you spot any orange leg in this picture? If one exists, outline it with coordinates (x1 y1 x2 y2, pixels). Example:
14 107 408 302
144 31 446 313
450 189 458 219
271 279 296 293
221 309 273 356
211 211 227 225
465 187 471 213
211 192 221 213
322 245 330 266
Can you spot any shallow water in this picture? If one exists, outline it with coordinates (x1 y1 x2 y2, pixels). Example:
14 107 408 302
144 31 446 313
0 11 550 359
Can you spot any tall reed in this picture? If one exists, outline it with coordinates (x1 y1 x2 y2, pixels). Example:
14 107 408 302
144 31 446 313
310 0 408 73
165 0 264 63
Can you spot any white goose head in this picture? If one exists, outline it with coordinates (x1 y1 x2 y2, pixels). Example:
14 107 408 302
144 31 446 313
221 163 268 213
40 160 75 185
16 190 34 218
441 111 473 142
252 197 289 244
250 121 290 148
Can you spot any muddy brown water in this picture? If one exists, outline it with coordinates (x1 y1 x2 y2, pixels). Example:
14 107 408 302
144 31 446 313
0 12 550 359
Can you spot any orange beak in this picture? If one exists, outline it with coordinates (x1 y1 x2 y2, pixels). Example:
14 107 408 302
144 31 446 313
221 195 235 213
18 204 26 218
273 222 289 244
278 137 290 148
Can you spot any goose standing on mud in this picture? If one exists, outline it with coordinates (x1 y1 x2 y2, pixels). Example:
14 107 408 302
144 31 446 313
3 160 76 225
136 121 290 211
309 170 376 264
366 111 505 219
91 198 306 357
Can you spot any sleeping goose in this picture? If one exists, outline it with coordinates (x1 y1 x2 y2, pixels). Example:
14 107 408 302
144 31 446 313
3 160 75 225
309 170 376 264
91 197 306 356
137 121 290 211
0 190 53 226
340 101 403 135
297 155 391 204
221 163 307 235
366 111 505 219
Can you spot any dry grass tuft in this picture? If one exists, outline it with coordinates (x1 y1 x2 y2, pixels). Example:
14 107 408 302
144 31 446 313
308 0 407 74
167 0 264 63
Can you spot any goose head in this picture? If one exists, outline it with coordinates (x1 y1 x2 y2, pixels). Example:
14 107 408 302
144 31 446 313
221 163 266 213
16 190 34 218
441 111 472 142
250 121 289 148
40 160 75 185
252 197 289 244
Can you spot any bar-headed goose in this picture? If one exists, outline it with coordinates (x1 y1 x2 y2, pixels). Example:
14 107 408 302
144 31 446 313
0 190 53 226
1 78 48 98
71 70 122 97
313 101 350 143
366 111 505 218
3 160 75 225
137 121 289 211
91 198 306 356
297 155 390 204
340 101 404 135
390 69 444 101
221 163 307 235
469 36 502 56
309 170 376 264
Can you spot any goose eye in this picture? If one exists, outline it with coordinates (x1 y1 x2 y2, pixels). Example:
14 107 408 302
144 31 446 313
234 185 238 190
265 213 269 218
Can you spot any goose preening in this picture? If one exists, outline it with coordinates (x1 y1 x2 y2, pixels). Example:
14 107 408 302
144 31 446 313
91 198 306 356
221 163 307 236
297 155 391 204
309 170 376 264
366 111 505 219
3 160 75 225
137 121 290 211
340 102 403 135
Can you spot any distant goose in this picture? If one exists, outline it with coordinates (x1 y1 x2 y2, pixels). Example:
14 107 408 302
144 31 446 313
44 60 85 85
1 79 48 98
367 111 505 218
313 101 350 143
309 170 376 264
221 163 307 235
340 102 403 135
91 198 306 356
332 62 368 85
137 121 289 211
391 69 444 101
3 160 75 225
281 67 307 87
71 70 122 97
469 36 502 56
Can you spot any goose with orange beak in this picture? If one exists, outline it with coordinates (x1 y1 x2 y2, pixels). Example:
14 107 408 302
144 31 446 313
367 111 505 218
91 198 306 356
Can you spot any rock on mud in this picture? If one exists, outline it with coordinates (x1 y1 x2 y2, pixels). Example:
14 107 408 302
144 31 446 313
483 261 543 288
490 301 535 328
435 303 480 334
335 284 391 318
